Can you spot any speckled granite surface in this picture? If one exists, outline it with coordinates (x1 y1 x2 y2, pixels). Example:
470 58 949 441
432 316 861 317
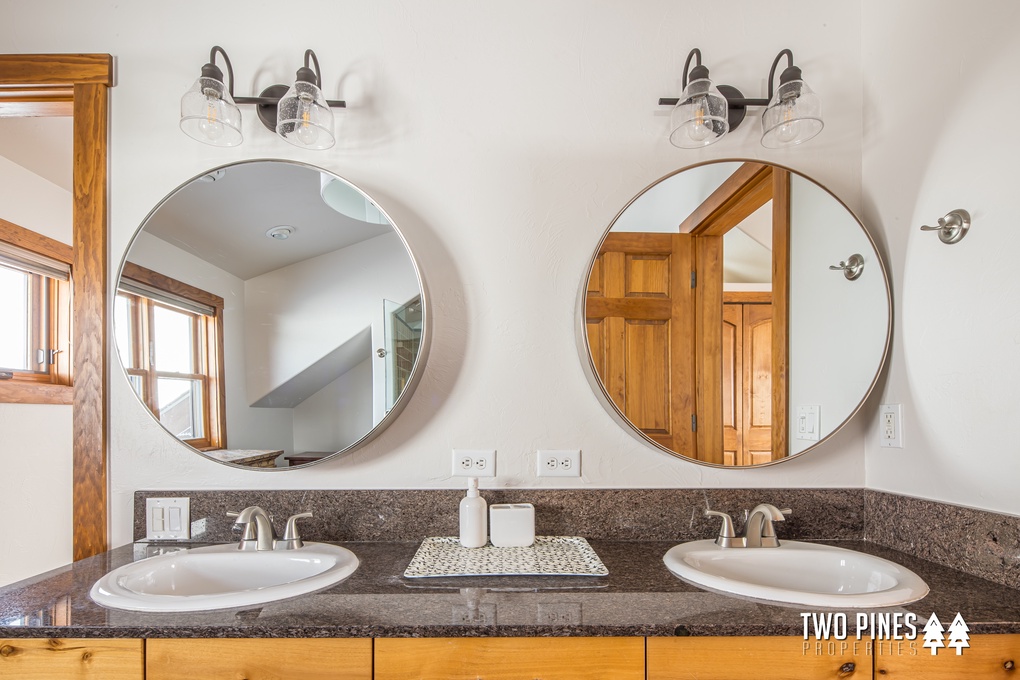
2 539 1019 639
865 490 1020 591
133 488 865 543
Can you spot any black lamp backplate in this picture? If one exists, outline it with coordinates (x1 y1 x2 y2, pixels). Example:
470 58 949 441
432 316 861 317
256 84 289 131
717 84 748 131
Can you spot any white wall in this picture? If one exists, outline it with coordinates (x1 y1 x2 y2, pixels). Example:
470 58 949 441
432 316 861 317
244 232 418 404
293 358 374 454
0 0 867 549
789 175 888 455
0 157 73 586
861 0 1020 515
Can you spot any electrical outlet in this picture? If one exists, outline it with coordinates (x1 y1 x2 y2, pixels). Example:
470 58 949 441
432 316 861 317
536 603 582 625
880 404 903 448
537 449 581 477
452 449 496 477
451 603 497 625
145 497 191 540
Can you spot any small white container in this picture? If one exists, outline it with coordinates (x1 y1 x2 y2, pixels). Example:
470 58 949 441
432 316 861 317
459 478 487 548
489 503 535 548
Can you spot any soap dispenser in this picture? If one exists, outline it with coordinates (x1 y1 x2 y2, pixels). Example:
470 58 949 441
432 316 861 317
459 477 487 548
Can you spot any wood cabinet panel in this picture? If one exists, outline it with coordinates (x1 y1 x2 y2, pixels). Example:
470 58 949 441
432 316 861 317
874 634 1020 678
648 636 872 680
0 638 142 679
146 638 372 680
375 637 644 680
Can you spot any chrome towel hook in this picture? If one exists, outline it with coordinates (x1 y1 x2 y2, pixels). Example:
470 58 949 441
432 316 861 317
920 209 971 244
829 253 864 281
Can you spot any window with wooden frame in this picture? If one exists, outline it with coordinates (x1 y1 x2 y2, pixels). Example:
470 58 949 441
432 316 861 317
0 219 73 405
115 263 226 451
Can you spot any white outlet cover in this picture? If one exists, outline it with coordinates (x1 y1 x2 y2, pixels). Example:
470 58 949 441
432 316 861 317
537 449 581 477
451 449 496 477
879 404 903 448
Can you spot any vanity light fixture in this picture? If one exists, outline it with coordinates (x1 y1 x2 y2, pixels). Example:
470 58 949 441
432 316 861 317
659 48 823 149
180 46 345 150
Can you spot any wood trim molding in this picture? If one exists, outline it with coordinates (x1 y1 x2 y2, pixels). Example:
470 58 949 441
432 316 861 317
0 216 73 263
0 54 112 559
0 382 73 405
770 168 791 460
72 79 110 560
723 291 772 304
682 162 773 236
0 54 113 86
120 262 225 310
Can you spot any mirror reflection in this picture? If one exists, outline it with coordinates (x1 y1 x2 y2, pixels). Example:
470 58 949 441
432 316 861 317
582 161 889 467
116 160 428 468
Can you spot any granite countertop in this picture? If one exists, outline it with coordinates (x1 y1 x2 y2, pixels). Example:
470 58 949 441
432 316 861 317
2 539 1019 639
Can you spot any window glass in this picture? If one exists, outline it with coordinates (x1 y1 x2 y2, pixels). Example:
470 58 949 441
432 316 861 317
157 377 204 439
114 294 134 369
0 264 29 370
152 305 196 373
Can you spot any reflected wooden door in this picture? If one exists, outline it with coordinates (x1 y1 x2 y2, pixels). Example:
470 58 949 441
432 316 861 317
722 300 774 466
586 232 696 457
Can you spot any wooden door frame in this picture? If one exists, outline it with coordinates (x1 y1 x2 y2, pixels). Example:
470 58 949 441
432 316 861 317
0 54 113 560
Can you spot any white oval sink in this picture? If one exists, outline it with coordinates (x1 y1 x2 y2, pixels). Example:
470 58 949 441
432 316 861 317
664 540 928 608
90 542 358 612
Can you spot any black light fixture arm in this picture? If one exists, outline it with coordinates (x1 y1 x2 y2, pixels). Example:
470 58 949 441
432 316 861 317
659 48 798 117
206 47 346 109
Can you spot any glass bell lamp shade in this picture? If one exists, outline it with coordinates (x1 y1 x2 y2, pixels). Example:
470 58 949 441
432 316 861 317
180 76 243 147
276 80 335 150
761 79 823 148
669 77 729 149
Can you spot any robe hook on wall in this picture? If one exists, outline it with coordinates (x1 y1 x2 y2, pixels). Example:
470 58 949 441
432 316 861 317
920 209 971 245
829 253 864 281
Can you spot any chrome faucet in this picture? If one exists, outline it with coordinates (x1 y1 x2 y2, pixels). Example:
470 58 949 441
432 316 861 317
704 504 791 548
227 507 314 551
228 506 276 551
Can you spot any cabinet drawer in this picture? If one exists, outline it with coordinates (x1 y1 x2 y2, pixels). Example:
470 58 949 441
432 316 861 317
0 638 143 679
146 638 371 680
875 633 1020 678
375 637 644 680
648 636 872 680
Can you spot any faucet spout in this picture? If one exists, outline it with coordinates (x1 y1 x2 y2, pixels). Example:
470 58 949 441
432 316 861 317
231 506 276 551
744 504 790 548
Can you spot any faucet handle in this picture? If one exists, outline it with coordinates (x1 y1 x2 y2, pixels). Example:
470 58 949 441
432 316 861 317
281 512 313 549
704 509 737 539
777 507 792 518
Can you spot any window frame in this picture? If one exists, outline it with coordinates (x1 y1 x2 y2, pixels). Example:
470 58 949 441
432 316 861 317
117 262 227 451
0 217 73 405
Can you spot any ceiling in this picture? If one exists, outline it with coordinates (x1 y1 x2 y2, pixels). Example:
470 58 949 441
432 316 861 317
141 162 392 280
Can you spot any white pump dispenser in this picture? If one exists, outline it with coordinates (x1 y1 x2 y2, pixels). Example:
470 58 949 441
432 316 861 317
459 477 487 548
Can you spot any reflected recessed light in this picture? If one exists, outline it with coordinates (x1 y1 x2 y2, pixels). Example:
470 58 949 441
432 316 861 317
266 226 295 240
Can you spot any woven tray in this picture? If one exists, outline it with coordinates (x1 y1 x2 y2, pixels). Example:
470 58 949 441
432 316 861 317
403 536 609 578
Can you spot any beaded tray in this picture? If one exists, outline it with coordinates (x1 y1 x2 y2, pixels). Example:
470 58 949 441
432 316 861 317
403 536 609 578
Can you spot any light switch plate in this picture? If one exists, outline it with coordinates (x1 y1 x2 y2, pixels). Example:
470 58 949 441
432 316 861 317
146 497 191 540
796 405 821 441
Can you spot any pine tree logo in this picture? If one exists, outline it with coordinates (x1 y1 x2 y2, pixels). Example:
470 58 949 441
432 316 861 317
922 612 946 655
947 612 971 655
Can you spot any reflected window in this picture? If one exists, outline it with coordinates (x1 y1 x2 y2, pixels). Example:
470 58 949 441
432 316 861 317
0 234 72 394
116 264 225 450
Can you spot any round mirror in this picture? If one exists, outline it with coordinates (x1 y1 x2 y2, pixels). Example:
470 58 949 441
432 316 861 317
115 160 430 469
578 160 890 467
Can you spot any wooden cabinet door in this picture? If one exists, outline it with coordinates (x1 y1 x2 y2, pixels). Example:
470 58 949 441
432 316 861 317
146 638 372 680
875 634 1020 678
722 301 773 466
0 638 143 679
647 636 872 680
375 637 644 680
